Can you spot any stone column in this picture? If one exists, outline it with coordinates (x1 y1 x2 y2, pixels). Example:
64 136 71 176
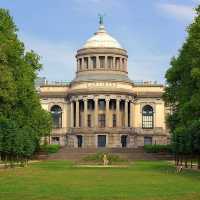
113 57 116 69
116 98 120 127
79 57 82 71
119 57 122 71
97 56 100 69
125 58 128 72
70 101 74 127
105 97 110 127
75 99 79 128
105 56 108 70
125 99 129 127
94 97 99 127
130 100 134 127
88 57 91 69
84 98 88 128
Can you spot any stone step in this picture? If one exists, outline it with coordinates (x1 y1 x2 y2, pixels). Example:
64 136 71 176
46 147 173 161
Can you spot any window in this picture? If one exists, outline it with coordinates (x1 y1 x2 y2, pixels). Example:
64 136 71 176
91 57 96 69
88 114 92 128
88 100 94 110
122 58 125 69
84 57 88 69
52 137 60 144
142 105 154 129
99 100 105 110
98 114 105 128
112 114 116 128
115 57 120 69
107 56 113 68
79 58 82 70
99 56 105 68
50 105 62 128
144 137 152 145
109 100 116 110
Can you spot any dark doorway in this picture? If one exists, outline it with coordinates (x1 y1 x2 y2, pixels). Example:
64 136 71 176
77 135 83 148
98 135 106 147
121 135 128 148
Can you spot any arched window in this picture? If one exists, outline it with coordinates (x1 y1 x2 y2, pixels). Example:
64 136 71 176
142 105 153 129
50 105 62 128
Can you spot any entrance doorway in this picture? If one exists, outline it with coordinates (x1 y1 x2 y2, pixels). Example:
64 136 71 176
77 135 83 148
98 135 106 147
121 135 128 148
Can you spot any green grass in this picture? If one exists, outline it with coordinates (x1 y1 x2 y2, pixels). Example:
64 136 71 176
0 160 200 200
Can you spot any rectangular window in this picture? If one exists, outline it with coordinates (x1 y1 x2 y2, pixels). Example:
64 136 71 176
142 115 153 129
99 56 105 68
99 100 105 110
98 114 105 128
113 114 116 128
115 57 120 69
107 56 113 68
91 57 96 68
88 114 91 128
144 137 152 145
52 137 60 145
84 57 88 69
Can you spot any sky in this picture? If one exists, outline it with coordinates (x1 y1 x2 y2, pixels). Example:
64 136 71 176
0 0 199 83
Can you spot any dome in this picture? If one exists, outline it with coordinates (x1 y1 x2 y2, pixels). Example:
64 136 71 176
82 24 122 49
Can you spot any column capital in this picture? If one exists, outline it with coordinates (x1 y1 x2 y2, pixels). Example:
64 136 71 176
94 96 99 101
83 97 88 102
105 96 110 102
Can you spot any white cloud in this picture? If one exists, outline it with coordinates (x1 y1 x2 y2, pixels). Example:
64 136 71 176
19 33 76 81
158 3 195 22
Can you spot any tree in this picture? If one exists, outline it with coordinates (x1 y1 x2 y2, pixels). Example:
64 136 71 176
0 8 52 167
164 5 200 168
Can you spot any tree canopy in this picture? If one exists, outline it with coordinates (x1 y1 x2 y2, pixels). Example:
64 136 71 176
0 8 52 166
164 6 200 168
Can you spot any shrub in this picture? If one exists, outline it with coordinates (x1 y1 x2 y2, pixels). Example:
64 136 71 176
40 144 61 154
144 144 172 153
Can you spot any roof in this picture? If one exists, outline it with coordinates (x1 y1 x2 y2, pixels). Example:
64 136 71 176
82 24 122 49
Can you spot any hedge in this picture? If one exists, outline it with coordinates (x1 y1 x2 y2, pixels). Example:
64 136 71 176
144 144 172 153
40 144 61 154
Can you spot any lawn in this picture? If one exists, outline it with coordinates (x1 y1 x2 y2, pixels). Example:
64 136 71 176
0 160 200 200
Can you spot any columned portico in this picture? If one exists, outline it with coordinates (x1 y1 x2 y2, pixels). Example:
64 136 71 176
70 95 133 130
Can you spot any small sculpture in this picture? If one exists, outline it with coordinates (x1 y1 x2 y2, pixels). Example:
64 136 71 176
103 154 109 166
98 14 105 25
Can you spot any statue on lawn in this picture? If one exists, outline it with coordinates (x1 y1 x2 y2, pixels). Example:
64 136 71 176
103 154 109 166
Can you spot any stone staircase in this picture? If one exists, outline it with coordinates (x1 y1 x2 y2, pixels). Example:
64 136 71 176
46 147 173 161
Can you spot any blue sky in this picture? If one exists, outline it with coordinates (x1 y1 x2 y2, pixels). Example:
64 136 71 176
0 0 199 83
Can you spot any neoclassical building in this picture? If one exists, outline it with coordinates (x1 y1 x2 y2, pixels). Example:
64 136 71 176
39 20 169 148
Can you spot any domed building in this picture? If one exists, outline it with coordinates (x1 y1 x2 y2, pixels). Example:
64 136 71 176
39 19 169 148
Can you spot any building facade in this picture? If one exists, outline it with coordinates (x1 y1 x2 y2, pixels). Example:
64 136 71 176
39 20 169 148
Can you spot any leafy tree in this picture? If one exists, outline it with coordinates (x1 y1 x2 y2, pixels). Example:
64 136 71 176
0 8 52 167
164 6 200 168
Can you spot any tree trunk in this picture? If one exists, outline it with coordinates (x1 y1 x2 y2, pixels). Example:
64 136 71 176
198 155 200 169
185 155 188 168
